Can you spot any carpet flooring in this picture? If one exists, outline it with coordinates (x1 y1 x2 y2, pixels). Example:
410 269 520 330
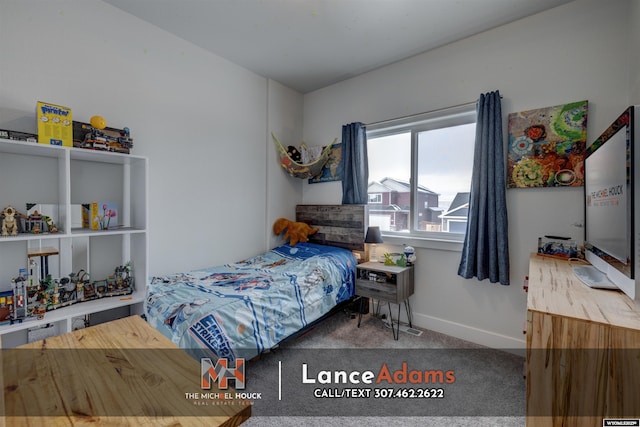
240 308 526 426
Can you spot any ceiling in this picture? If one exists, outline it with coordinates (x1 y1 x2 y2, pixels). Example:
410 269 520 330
104 0 574 93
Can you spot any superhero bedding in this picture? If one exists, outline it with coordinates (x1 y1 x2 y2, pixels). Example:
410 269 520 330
145 242 356 361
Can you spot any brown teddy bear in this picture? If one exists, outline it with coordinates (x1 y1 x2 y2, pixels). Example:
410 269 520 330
273 218 318 246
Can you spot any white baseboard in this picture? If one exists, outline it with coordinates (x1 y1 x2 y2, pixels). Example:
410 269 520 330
411 312 526 356
368 300 526 356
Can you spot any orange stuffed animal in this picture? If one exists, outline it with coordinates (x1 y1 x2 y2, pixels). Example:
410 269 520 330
273 218 318 246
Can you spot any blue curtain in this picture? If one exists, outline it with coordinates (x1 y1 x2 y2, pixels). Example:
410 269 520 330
458 91 510 285
341 122 369 204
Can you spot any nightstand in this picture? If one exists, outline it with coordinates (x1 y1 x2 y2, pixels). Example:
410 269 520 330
355 262 414 340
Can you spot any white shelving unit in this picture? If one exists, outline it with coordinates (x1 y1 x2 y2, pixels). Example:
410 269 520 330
0 138 148 348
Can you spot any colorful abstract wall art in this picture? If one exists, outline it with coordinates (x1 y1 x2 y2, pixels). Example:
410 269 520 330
507 100 588 188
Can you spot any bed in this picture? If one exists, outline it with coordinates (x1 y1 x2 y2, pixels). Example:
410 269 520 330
145 204 367 361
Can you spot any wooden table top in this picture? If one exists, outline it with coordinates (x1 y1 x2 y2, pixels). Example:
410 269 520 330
1 315 251 426
527 254 640 331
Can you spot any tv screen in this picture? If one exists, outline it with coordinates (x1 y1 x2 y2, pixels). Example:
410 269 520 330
585 121 629 266
583 106 637 300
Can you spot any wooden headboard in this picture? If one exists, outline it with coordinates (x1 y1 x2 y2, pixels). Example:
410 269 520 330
296 204 368 251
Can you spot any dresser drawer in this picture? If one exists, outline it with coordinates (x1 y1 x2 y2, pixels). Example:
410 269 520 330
355 279 398 303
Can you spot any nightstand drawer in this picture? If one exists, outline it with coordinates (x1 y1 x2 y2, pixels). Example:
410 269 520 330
357 269 399 285
355 279 397 303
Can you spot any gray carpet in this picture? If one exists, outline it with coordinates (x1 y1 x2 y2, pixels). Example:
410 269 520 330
240 309 526 426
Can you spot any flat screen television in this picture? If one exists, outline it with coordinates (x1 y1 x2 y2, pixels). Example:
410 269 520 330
583 105 639 301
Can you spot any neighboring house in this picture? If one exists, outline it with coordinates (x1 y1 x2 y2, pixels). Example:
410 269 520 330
439 192 470 233
368 178 470 233
367 177 440 231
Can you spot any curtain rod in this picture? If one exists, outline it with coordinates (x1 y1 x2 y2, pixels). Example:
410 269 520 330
365 95 503 127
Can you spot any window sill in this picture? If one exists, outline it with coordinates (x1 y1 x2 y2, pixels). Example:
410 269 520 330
381 234 464 252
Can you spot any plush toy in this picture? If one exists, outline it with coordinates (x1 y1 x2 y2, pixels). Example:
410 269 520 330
286 145 302 163
273 218 318 246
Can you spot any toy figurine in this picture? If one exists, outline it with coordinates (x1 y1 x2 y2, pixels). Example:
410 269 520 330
403 245 416 265
26 209 44 233
2 206 19 236
43 216 58 233
69 270 89 301
11 275 27 319
58 277 76 304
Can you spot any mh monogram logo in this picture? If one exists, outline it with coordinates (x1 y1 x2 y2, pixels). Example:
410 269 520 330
201 357 246 390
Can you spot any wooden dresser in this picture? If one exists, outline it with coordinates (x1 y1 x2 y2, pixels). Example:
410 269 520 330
526 254 640 427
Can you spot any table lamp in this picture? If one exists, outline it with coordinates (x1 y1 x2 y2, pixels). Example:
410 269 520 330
365 226 384 262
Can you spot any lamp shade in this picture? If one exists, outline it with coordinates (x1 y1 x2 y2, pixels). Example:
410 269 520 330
364 226 384 244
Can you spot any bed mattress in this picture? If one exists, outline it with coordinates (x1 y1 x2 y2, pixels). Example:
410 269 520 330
145 242 356 361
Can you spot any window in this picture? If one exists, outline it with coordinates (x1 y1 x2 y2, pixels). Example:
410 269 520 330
368 193 382 204
366 105 476 241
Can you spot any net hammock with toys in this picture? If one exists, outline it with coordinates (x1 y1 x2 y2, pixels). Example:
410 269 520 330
272 132 337 179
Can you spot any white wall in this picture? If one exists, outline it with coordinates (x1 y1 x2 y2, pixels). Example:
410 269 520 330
630 0 640 104
0 0 300 275
303 0 632 349
266 79 304 249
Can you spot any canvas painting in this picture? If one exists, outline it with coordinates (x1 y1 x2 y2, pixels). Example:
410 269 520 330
308 142 343 184
507 100 588 188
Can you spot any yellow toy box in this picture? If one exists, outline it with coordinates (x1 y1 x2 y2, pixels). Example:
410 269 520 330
82 202 118 230
36 101 73 147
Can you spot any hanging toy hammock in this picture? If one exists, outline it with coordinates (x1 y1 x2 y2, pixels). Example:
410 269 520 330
272 132 337 179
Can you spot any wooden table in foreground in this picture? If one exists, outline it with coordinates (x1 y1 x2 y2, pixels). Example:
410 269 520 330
1 315 251 426
526 254 640 427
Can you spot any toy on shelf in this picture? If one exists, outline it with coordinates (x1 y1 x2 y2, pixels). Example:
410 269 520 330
0 204 60 237
44 216 58 233
82 202 118 230
3 267 44 323
5 261 134 324
1 206 19 236
36 101 73 147
1 245 135 324
90 115 107 130
72 117 133 154
0 129 38 142
11 270 28 319
0 290 13 324
68 270 89 301
110 263 134 294
24 203 59 234
25 210 43 233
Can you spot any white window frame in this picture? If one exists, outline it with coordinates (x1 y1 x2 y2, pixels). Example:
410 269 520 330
366 104 476 250
368 193 382 204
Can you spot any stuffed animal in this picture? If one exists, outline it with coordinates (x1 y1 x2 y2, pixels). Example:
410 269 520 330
273 218 318 246
286 145 302 163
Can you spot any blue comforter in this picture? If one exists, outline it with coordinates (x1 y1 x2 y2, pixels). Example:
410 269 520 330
145 243 356 361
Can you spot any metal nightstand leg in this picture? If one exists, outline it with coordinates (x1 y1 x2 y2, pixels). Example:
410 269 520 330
389 302 401 340
388 299 413 340
405 299 413 328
